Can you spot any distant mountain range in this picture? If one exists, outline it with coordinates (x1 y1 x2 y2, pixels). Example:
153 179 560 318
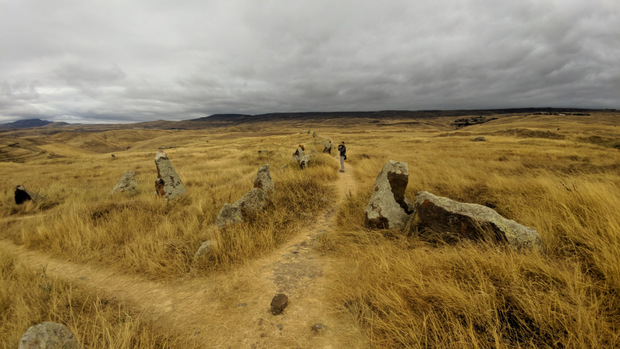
0 118 54 129
1 108 612 130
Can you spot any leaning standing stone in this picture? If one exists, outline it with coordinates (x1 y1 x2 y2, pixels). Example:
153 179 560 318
14 185 45 205
111 171 138 194
365 160 414 229
19 322 78 349
414 191 543 250
253 165 274 199
154 150 187 200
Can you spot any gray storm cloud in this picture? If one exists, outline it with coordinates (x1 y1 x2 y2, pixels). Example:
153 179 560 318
1 0 619 123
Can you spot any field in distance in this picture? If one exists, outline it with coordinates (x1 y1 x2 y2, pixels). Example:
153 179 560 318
0 109 619 348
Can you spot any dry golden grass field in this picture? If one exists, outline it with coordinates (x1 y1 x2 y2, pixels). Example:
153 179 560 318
0 111 619 348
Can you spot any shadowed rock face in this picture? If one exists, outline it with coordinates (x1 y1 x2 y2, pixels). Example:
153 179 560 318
14 185 45 205
154 151 187 200
111 171 138 194
365 160 414 229
19 322 78 349
414 191 542 250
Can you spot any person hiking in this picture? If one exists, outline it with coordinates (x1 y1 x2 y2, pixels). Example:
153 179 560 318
338 141 347 173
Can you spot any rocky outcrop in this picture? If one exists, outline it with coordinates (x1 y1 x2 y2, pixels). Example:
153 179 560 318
270 293 289 315
19 322 78 349
154 150 187 200
365 161 414 229
111 171 138 194
216 165 274 229
14 185 45 205
414 191 542 250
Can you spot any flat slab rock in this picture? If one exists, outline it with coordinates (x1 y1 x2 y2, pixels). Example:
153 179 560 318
414 191 542 250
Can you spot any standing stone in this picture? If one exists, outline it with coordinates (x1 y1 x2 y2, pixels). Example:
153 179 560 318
19 322 78 349
299 155 311 169
216 165 274 229
14 185 45 205
365 160 414 229
111 171 138 194
193 240 214 261
253 165 274 199
236 188 268 217
154 150 187 200
322 140 332 154
215 204 244 229
292 146 305 162
414 191 543 250
270 293 289 315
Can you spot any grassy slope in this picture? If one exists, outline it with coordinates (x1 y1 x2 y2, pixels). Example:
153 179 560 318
321 112 620 347
1 111 619 347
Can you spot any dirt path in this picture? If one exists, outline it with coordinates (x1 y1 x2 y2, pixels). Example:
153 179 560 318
1 166 365 348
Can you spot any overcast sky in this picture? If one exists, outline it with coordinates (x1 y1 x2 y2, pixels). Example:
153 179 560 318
1 0 619 123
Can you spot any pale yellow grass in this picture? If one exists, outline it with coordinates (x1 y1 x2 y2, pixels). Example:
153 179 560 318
320 112 620 347
1 112 619 347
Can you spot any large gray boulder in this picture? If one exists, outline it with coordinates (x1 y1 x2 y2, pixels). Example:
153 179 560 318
365 160 414 229
253 165 274 199
19 322 78 349
414 191 543 250
111 171 138 194
154 150 187 200
14 185 46 205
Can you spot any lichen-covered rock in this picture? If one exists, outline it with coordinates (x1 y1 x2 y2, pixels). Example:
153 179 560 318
193 240 214 261
154 150 187 200
365 160 414 229
236 188 268 217
414 191 543 250
292 146 305 162
253 165 274 199
322 140 332 154
215 204 244 229
111 171 138 194
299 155 311 169
19 322 78 349
14 185 46 205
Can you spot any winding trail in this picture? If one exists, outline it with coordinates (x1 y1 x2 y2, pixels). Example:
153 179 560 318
1 166 364 348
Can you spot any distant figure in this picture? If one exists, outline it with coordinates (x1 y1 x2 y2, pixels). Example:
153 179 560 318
338 141 347 173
